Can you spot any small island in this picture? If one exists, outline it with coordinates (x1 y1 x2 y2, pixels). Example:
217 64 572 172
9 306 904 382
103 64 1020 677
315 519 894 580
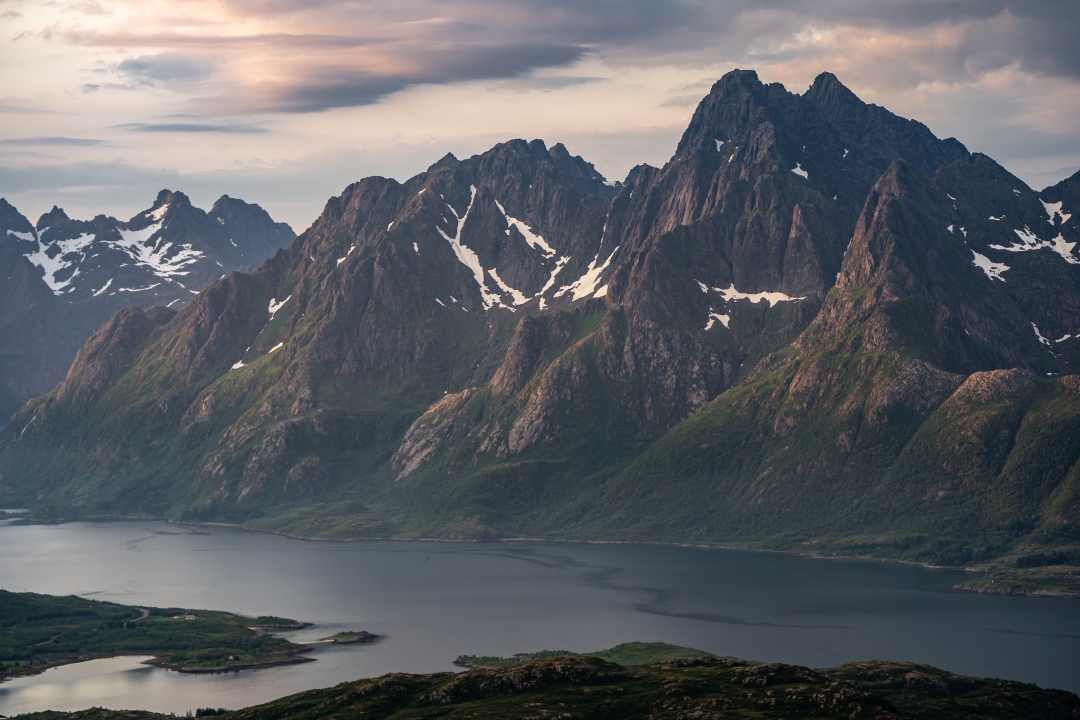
454 641 715 668
0 590 315 681
319 631 379 644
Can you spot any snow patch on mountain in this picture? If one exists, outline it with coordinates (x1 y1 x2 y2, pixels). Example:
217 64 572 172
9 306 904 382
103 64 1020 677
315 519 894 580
704 310 730 330
438 185 505 310
989 226 1079 264
117 283 161 293
538 255 571 298
715 284 805 307
26 232 95 292
268 295 291 320
971 251 1009 281
555 246 620 301
791 163 808 179
714 139 725 151
1032 323 1051 346
488 268 529 306
1041 199 1072 226
113 218 207 279
92 279 113 297
495 200 555 257
6 229 35 242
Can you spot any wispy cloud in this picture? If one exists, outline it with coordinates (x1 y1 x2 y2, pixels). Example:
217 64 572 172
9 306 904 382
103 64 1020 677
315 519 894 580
1 136 107 146
213 42 589 113
119 122 267 133
115 53 213 85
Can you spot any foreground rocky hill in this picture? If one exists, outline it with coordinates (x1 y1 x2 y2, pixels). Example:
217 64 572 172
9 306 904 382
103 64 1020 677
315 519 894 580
0 70 1078 572
0 193 293 423
16 654 1080 719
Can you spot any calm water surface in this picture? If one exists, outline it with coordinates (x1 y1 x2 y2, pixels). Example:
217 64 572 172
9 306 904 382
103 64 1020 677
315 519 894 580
0 518 1077 714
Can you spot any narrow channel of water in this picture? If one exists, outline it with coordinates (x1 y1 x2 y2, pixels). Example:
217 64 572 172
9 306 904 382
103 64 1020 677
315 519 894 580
1 519 1077 714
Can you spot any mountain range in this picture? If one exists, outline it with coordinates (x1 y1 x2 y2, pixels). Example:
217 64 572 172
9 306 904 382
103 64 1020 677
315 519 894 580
1 70 1077 572
0 192 294 423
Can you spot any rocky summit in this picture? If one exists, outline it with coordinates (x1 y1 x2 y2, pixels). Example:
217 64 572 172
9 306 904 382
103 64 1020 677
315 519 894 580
1 70 1077 573
0 192 293 424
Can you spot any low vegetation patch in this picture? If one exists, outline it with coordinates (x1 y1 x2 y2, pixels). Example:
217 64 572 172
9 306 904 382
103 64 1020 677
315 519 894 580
15 652 1080 719
0 590 313 679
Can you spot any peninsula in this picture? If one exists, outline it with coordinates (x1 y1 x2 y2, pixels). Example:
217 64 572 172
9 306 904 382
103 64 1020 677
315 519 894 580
0 590 314 680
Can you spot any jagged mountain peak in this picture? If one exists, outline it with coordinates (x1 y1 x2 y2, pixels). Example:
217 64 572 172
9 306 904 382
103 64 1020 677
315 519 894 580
427 152 460 172
151 188 190 208
36 205 72 228
265 137 617 320
805 71 858 102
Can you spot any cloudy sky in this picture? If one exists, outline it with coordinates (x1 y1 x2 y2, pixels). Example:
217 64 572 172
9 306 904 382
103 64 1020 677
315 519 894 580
2 0 1078 232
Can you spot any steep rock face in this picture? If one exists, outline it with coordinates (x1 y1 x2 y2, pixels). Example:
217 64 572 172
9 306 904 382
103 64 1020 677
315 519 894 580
589 159 1076 563
383 70 974 502
935 156 1080 369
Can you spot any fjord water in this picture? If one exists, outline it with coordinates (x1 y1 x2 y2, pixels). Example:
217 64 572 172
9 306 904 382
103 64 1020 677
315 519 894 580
1 519 1077 714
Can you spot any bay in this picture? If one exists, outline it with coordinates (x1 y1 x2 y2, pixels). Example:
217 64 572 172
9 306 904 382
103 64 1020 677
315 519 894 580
0 518 1077 714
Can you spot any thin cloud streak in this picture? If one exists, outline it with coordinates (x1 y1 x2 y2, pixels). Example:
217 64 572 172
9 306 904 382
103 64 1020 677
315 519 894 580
118 122 267 133
1 137 105 146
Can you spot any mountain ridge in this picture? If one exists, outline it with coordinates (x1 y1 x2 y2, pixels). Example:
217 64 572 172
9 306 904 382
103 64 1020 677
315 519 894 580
0 191 294 426
1 70 1077 573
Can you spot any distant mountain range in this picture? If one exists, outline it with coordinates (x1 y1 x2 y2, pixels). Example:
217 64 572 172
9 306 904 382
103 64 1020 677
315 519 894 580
0 191 293 423
1 70 1077 572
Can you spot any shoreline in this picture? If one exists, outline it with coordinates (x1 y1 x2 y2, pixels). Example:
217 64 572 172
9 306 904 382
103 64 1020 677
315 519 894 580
1 647 316 685
953 584 1080 598
9 512 1073 594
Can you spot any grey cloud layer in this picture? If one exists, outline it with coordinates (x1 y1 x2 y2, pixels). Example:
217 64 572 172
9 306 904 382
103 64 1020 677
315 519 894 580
116 53 213 84
245 42 588 113
57 0 1078 113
